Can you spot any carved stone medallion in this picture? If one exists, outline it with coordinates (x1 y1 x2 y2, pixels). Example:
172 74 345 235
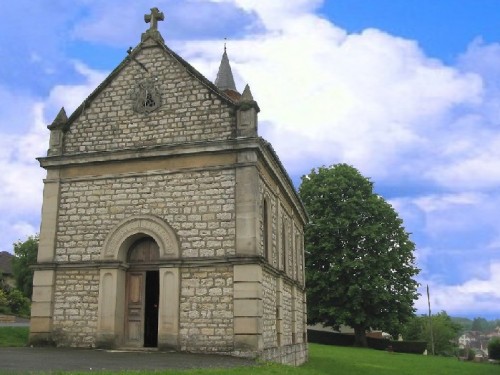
131 79 162 114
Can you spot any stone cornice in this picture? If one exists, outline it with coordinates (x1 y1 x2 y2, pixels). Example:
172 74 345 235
37 138 263 169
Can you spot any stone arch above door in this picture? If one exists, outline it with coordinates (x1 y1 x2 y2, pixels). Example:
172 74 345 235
127 237 160 263
101 215 180 261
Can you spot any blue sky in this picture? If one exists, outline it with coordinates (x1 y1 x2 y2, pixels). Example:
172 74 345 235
0 1 499 320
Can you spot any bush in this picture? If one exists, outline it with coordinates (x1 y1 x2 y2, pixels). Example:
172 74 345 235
307 330 355 346
366 336 390 350
0 289 12 315
390 340 427 354
6 289 30 316
489 337 500 360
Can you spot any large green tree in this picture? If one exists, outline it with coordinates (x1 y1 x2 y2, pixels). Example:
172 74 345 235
12 235 39 299
299 164 419 346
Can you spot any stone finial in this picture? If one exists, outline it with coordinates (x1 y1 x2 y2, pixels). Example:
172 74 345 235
236 84 260 137
144 7 164 31
241 84 254 102
141 7 165 43
47 107 68 130
47 107 67 156
239 84 260 112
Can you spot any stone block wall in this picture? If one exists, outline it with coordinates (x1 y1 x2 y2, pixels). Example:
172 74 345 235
63 45 235 155
52 269 100 347
294 289 305 345
55 169 236 262
262 271 278 348
261 269 307 365
179 265 233 352
261 342 308 366
281 281 293 345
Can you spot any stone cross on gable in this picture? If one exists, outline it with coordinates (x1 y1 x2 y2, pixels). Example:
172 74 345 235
144 7 164 31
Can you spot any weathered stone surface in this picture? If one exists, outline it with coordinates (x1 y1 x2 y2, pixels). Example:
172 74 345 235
52 269 100 346
55 170 236 262
179 266 234 352
63 46 235 155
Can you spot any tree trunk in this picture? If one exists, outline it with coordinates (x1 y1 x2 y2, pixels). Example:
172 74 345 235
353 325 368 347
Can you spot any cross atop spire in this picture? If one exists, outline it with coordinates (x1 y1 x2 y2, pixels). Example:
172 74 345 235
144 7 164 31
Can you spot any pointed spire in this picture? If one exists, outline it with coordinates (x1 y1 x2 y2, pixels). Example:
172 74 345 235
48 107 68 130
215 47 237 92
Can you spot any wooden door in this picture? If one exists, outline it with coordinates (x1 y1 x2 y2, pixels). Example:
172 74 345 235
124 237 160 347
125 271 145 346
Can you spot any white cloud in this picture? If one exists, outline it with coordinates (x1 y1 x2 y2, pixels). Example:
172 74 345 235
413 192 484 213
179 2 484 183
0 62 106 252
393 192 500 250
415 262 500 317
45 62 108 116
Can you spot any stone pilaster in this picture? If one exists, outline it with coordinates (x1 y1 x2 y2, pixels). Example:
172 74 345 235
30 168 61 345
158 267 180 349
37 169 61 263
233 264 263 352
96 267 126 348
29 270 56 345
276 277 283 346
291 285 297 344
235 150 259 256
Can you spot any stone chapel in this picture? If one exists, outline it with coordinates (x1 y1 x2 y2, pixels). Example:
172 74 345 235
30 8 308 365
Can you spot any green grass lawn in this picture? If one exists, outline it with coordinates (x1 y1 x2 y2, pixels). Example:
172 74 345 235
0 327 497 374
0 326 29 347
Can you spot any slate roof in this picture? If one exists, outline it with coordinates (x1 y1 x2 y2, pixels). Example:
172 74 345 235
0 251 13 275
215 49 237 92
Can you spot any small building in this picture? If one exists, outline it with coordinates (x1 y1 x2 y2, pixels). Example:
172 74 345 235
30 8 308 365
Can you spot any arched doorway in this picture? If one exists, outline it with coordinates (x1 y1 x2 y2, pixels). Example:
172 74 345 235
125 236 160 348
98 215 181 350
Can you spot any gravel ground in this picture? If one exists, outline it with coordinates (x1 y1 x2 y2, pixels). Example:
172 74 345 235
0 347 257 373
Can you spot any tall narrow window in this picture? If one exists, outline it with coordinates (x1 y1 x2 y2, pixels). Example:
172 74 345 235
298 234 304 284
295 233 300 281
282 219 287 273
263 199 270 261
